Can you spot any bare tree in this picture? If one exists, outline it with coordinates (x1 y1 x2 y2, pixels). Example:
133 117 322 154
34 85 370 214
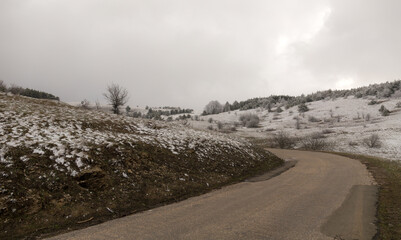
103 83 129 114
363 134 381 148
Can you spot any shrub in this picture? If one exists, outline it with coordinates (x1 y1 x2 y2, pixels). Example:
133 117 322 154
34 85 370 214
208 118 213 123
80 99 91 109
126 106 131 114
207 125 213 130
308 115 320 122
392 90 401 98
322 129 335 134
276 106 283 113
264 128 276 132
365 113 371 121
348 141 358 147
295 117 301 129
0 80 6 92
217 121 223 130
246 118 259 128
396 102 401 108
8 84 23 95
272 131 296 149
363 134 381 148
329 109 334 118
301 133 331 150
379 105 390 116
132 111 142 118
239 113 260 128
368 100 378 105
298 103 309 113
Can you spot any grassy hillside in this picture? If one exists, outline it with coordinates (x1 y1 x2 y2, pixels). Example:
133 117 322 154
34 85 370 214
0 93 282 239
195 96 401 161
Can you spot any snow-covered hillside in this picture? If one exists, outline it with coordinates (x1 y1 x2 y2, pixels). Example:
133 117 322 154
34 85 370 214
0 93 282 239
193 96 401 161
0 93 265 177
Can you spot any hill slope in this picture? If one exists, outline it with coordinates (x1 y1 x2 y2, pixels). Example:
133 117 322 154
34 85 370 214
0 93 282 239
194 96 401 161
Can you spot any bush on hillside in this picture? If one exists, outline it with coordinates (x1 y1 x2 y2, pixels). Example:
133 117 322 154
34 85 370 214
239 113 260 128
298 103 309 113
379 105 390 116
295 117 301 129
8 84 23 95
80 99 91 109
308 115 320 122
0 80 6 92
301 133 331 150
272 131 297 149
363 134 382 148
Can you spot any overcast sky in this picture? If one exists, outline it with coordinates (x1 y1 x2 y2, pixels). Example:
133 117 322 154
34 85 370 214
1 0 401 111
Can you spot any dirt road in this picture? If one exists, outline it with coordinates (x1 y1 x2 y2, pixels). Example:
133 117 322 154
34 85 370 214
48 149 377 240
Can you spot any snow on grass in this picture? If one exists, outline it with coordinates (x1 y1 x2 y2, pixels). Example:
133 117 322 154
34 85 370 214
194 96 401 161
0 94 263 176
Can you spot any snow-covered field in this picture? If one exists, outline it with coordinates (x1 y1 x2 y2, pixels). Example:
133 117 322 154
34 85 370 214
0 93 264 177
192 96 401 161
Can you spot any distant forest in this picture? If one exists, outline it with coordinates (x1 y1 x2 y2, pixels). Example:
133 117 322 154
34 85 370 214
132 107 193 120
203 80 401 115
0 80 60 101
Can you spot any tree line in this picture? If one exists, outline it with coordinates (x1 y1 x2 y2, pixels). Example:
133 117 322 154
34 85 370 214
202 80 401 115
0 80 59 100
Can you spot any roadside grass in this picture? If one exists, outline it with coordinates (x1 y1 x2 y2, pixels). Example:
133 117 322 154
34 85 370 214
332 152 401 240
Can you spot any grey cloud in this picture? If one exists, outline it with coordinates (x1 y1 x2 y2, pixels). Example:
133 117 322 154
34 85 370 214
0 0 399 111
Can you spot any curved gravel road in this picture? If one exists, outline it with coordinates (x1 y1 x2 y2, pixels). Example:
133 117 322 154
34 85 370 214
48 149 377 240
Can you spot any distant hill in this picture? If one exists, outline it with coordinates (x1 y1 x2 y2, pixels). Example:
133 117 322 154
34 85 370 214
223 80 401 112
